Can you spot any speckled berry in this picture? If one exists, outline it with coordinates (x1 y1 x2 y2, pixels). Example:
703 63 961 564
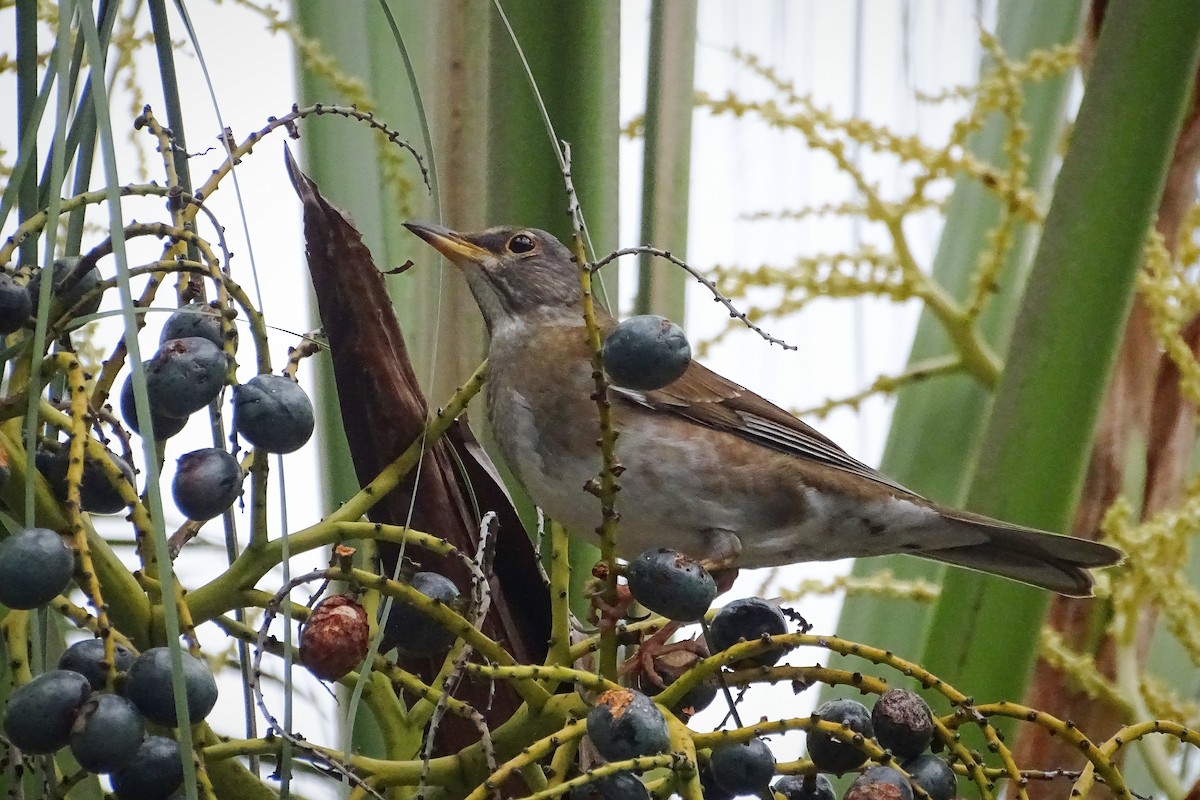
626 548 716 621
125 647 218 727
568 771 650 800
845 765 913 800
601 315 691 390
112 735 183 800
59 638 136 690
708 597 790 667
172 448 243 521
381 572 461 657
0 527 73 609
586 688 670 762
37 445 135 515
29 256 103 319
2 669 92 753
145 336 227 418
807 698 874 774
70 693 145 773
161 302 226 349
301 594 369 681
903 755 956 800
0 272 31 333
709 736 775 795
121 369 188 440
233 374 315 453
872 688 934 758
773 774 836 800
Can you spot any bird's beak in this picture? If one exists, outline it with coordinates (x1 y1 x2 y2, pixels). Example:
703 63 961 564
403 221 490 267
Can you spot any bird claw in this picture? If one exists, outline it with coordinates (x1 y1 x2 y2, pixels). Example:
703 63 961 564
586 579 635 632
620 623 710 687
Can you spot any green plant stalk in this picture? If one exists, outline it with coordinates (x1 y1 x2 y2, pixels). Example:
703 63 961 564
635 0 696 321
16 0 39 268
832 0 1085 675
919 0 1200 710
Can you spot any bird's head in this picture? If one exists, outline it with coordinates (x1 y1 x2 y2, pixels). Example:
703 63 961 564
404 222 584 334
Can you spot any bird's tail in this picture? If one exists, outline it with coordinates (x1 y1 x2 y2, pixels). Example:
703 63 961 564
915 512 1123 597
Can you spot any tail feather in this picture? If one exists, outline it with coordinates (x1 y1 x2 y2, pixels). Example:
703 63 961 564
916 515 1123 597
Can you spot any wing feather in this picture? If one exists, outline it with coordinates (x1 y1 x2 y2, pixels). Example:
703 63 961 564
612 360 915 495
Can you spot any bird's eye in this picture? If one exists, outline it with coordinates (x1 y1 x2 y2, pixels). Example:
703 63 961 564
507 233 536 254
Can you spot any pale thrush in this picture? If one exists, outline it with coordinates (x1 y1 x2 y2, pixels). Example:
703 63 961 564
405 222 1122 597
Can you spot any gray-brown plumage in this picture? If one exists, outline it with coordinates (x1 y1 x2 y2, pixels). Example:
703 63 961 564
406 222 1123 597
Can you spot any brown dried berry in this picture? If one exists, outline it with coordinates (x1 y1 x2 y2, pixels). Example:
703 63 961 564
300 595 369 681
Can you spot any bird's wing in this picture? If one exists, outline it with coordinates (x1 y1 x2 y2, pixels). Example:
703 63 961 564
611 359 917 496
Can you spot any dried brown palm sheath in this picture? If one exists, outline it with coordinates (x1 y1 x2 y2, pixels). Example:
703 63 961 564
286 147 549 755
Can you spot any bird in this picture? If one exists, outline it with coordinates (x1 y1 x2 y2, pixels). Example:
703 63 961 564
404 221 1123 598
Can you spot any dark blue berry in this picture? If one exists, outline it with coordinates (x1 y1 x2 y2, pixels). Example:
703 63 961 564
807 699 874 774
872 688 934 758
0 527 73 609
586 688 670 762
845 766 913 800
121 369 188 440
773 774 836 800
0 272 32 333
59 638 136 690
698 762 735 800
69 693 145 773
708 597 790 666
382 572 462 657
626 548 716 622
145 337 227 418
709 736 775 794
125 647 218 727
2 669 92 753
112 735 184 800
233 374 315 453
172 448 243 520
568 771 650 800
29 257 103 319
903 755 956 800
161 302 226 348
37 445 135 515
602 315 691 390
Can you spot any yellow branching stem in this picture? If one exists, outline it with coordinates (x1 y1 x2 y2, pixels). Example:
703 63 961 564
686 37 1076 420
542 520 574 689
134 108 187 243
0 610 32 684
794 355 964 420
1140 228 1200 403
345 567 549 710
769 569 942 604
56 352 117 687
223 0 421 215
568 230 622 683
963 33 1030 322
180 103 429 228
459 719 588 800
513 754 686 800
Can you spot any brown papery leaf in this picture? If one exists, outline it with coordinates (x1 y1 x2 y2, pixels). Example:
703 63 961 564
284 146 549 751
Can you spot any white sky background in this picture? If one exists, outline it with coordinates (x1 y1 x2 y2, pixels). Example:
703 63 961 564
1 1 997 797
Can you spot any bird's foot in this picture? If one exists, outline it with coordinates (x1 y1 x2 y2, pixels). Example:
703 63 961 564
620 622 710 688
